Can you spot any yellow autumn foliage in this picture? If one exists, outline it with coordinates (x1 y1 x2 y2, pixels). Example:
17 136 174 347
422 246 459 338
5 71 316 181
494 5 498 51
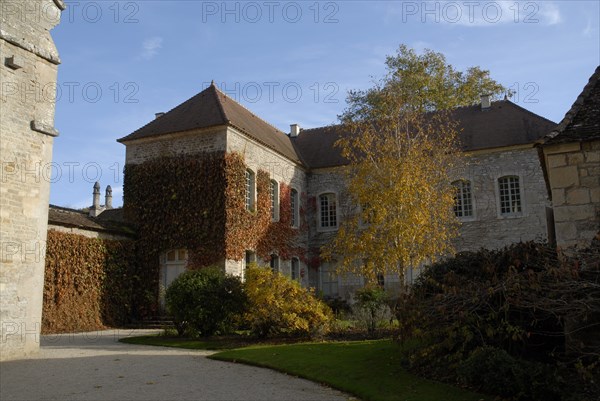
243 265 333 337
323 45 505 284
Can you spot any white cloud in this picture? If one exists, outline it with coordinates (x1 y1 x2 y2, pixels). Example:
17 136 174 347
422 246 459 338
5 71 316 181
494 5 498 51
141 37 163 60
538 3 562 25
582 18 594 37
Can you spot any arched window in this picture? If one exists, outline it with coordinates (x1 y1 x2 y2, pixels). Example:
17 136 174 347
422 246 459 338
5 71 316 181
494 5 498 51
452 180 473 218
319 193 337 229
290 188 299 228
245 169 255 211
270 179 279 221
498 175 522 215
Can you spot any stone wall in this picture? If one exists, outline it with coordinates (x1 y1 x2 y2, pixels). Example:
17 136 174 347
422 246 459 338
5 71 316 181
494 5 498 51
123 126 227 165
304 146 550 299
0 0 65 361
543 140 600 249
453 146 550 252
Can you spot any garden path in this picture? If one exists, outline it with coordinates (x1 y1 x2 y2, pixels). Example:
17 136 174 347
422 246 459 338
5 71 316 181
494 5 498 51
0 329 349 401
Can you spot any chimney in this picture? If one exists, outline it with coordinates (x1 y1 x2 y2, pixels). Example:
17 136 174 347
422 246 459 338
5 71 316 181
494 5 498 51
155 112 165 119
480 94 492 110
89 182 105 217
105 185 113 210
92 181 100 209
289 124 301 137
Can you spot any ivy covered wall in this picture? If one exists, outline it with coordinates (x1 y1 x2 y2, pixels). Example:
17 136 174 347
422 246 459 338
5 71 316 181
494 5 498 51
43 230 138 333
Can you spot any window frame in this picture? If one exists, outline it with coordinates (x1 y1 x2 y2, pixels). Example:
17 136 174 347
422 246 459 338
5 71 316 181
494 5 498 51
242 250 256 281
270 254 279 273
318 192 339 231
359 202 374 227
376 273 385 288
245 169 256 212
270 179 279 221
291 257 300 282
452 179 475 220
319 262 339 298
496 174 524 218
290 187 300 228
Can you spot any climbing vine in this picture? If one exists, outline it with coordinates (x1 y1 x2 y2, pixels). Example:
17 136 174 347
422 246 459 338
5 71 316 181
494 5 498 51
43 230 138 333
123 151 303 316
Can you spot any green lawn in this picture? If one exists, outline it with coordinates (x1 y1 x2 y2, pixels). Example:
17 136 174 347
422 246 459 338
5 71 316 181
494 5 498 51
210 340 489 401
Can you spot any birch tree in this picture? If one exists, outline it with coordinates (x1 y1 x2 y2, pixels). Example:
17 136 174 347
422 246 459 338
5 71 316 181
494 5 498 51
322 45 505 284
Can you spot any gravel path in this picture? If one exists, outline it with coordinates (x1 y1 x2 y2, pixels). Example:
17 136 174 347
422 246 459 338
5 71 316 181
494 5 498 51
0 329 351 401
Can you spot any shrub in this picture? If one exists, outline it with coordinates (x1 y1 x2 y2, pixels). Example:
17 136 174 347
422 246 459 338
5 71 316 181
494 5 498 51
397 241 599 400
325 297 352 317
165 267 246 337
243 264 333 337
457 346 521 396
457 346 563 400
352 286 391 334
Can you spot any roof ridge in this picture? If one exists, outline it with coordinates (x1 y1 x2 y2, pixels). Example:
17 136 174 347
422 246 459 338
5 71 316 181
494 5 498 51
299 100 548 133
212 84 287 136
500 99 556 126
49 204 87 214
209 84 230 125
544 65 600 141
301 124 342 132
117 87 218 143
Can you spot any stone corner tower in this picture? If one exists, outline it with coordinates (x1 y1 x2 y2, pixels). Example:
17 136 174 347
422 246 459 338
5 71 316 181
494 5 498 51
1 0 65 361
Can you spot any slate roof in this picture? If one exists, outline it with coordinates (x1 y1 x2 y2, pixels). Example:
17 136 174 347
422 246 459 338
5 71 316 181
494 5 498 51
543 66 600 145
117 83 301 163
119 81 556 170
292 100 557 169
48 205 135 237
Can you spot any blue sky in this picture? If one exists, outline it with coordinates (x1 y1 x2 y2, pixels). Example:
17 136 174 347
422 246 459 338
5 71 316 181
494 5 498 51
48 0 599 209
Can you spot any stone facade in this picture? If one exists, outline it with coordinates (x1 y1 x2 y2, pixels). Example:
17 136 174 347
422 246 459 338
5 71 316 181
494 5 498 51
539 66 600 252
543 140 600 249
0 0 65 361
453 146 550 252
302 145 551 299
124 126 227 165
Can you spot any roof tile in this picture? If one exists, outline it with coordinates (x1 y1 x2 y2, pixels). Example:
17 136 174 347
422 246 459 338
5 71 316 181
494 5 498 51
292 100 556 169
543 66 600 145
118 84 301 163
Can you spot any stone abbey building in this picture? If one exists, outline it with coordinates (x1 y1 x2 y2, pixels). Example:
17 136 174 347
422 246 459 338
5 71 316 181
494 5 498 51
116 82 557 300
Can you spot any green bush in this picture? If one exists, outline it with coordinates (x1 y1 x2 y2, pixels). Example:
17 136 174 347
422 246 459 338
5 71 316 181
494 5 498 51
396 241 599 400
457 346 563 401
243 264 333 337
352 286 391 334
165 267 246 336
457 347 521 396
